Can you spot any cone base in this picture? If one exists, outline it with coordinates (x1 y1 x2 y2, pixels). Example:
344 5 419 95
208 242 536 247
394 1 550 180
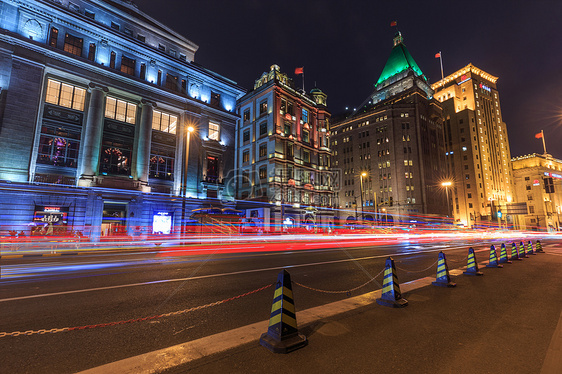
498 259 512 264
510 257 523 261
376 297 408 308
259 332 308 354
486 264 503 268
463 270 484 276
432 280 456 287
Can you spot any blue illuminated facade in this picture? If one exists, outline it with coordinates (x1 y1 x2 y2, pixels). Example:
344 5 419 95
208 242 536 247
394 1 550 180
0 0 244 239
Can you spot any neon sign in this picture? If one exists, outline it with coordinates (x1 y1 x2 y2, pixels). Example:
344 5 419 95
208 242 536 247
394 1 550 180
544 172 562 179
479 83 491 92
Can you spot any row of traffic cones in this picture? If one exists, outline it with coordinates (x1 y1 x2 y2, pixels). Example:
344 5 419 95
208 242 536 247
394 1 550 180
260 240 544 353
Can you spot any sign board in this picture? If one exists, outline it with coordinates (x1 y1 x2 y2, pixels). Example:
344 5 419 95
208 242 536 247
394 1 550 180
153 212 173 234
34 206 69 225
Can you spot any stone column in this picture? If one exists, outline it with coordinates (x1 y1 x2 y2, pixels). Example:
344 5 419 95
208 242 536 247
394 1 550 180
78 83 107 186
134 99 154 190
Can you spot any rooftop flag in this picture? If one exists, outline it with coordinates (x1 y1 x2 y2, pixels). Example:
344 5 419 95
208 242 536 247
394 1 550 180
295 67 304 75
535 132 543 139
390 21 397 27
435 52 441 58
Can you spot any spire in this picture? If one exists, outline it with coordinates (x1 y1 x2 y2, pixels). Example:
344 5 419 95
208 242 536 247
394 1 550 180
375 32 426 87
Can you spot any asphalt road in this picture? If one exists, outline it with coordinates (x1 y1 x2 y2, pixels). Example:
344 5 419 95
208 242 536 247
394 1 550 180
0 236 539 373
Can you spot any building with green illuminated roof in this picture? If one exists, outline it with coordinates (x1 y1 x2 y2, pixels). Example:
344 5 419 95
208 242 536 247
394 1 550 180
330 32 448 225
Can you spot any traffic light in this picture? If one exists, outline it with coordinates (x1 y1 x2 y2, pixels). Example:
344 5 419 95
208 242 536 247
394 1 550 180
544 177 555 193
389 196 393 206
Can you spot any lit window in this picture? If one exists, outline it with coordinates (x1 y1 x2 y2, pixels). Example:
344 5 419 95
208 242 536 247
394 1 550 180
208 122 220 141
105 97 137 124
63 33 83 56
45 79 85 111
152 110 178 134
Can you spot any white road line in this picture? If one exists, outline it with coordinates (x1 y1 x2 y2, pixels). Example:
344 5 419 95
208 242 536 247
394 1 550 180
0 244 471 303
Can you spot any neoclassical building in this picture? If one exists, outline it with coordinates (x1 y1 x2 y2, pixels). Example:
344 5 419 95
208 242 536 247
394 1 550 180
0 0 244 239
235 65 333 231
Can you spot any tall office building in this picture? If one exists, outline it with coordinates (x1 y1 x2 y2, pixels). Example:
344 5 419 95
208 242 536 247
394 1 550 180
432 64 514 227
0 0 244 239
235 65 333 231
331 32 447 224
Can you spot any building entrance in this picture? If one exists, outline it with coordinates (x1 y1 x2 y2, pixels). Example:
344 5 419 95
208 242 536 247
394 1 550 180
101 202 128 237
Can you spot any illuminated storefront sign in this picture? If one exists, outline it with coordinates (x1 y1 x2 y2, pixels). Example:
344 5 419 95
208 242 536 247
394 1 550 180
533 179 540 186
544 172 562 179
153 212 173 234
33 206 68 225
479 83 491 92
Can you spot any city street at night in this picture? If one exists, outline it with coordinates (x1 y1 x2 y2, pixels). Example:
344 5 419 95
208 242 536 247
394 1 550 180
1 235 561 373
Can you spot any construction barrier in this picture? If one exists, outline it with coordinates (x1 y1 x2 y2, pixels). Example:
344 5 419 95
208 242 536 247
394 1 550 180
519 241 529 258
463 247 483 276
511 242 522 261
536 240 544 253
432 251 456 287
498 243 511 264
526 241 536 256
376 257 408 308
260 269 307 353
486 245 503 268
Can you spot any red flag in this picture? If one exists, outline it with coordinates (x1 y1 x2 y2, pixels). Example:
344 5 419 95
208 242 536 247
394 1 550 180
435 52 441 58
390 21 397 27
294 67 303 75
535 132 543 139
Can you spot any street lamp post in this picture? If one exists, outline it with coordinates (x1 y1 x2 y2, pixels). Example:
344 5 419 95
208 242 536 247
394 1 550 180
360 172 367 222
181 125 195 236
441 181 452 219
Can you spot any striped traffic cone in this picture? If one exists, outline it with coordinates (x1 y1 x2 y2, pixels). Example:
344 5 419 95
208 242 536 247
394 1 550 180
510 242 522 261
486 245 503 268
519 241 529 258
463 247 483 275
376 257 408 307
432 251 456 287
536 240 545 253
526 240 536 255
260 269 307 353
498 243 512 264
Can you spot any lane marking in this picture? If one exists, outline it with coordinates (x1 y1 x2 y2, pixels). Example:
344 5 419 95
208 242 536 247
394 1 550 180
0 244 471 303
541 309 562 373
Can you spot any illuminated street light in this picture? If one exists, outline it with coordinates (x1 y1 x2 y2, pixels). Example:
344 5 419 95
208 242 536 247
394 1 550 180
441 181 452 218
360 172 367 222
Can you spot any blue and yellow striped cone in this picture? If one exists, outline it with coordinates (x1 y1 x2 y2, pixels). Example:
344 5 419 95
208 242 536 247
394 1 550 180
432 251 456 287
510 242 522 261
463 247 483 275
526 240 536 255
536 240 545 253
486 245 503 268
376 257 408 307
498 243 512 264
519 241 529 258
260 269 307 353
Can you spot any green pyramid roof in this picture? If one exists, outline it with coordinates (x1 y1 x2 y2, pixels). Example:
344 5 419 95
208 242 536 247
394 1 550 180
375 34 426 87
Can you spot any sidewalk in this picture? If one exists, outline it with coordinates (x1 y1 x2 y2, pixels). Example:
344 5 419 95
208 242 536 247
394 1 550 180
82 243 562 374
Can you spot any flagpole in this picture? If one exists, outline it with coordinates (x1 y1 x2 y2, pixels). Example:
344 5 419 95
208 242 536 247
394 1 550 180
302 67 305 93
439 51 444 88
541 129 547 155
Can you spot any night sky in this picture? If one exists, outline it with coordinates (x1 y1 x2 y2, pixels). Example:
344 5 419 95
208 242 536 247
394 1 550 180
132 0 562 158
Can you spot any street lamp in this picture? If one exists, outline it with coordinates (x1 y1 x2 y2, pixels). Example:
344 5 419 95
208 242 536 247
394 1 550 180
441 181 452 219
181 125 195 236
360 172 367 222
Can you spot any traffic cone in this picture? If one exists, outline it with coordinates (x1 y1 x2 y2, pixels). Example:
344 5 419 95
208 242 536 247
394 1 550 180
526 240 536 255
498 243 512 264
519 241 529 258
486 245 503 268
510 242 522 261
376 257 408 307
432 251 456 287
260 269 307 353
536 240 545 253
463 247 483 275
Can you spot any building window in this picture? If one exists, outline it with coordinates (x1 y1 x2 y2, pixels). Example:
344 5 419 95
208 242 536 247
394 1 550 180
527 195 533 200
157 70 162 85
242 170 250 186
302 129 310 143
165 73 178 91
84 10 95 19
137 34 146 43
303 150 310 163
468 203 473 208
158 44 166 51
111 21 120 30
243 109 250 122
211 91 221 107
259 100 268 115
529 206 535 214
119 56 135 76
101 139 132 176
284 122 292 135
49 27 58 48
259 143 267 158
208 122 220 141
152 110 178 134
243 130 250 143
110 51 116 68
63 33 83 57
259 122 267 137
105 97 137 124
259 166 267 180
140 63 146 80
149 147 175 180
45 79 86 111
242 150 249 164
525 185 531 190
302 108 309 123
37 124 80 168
